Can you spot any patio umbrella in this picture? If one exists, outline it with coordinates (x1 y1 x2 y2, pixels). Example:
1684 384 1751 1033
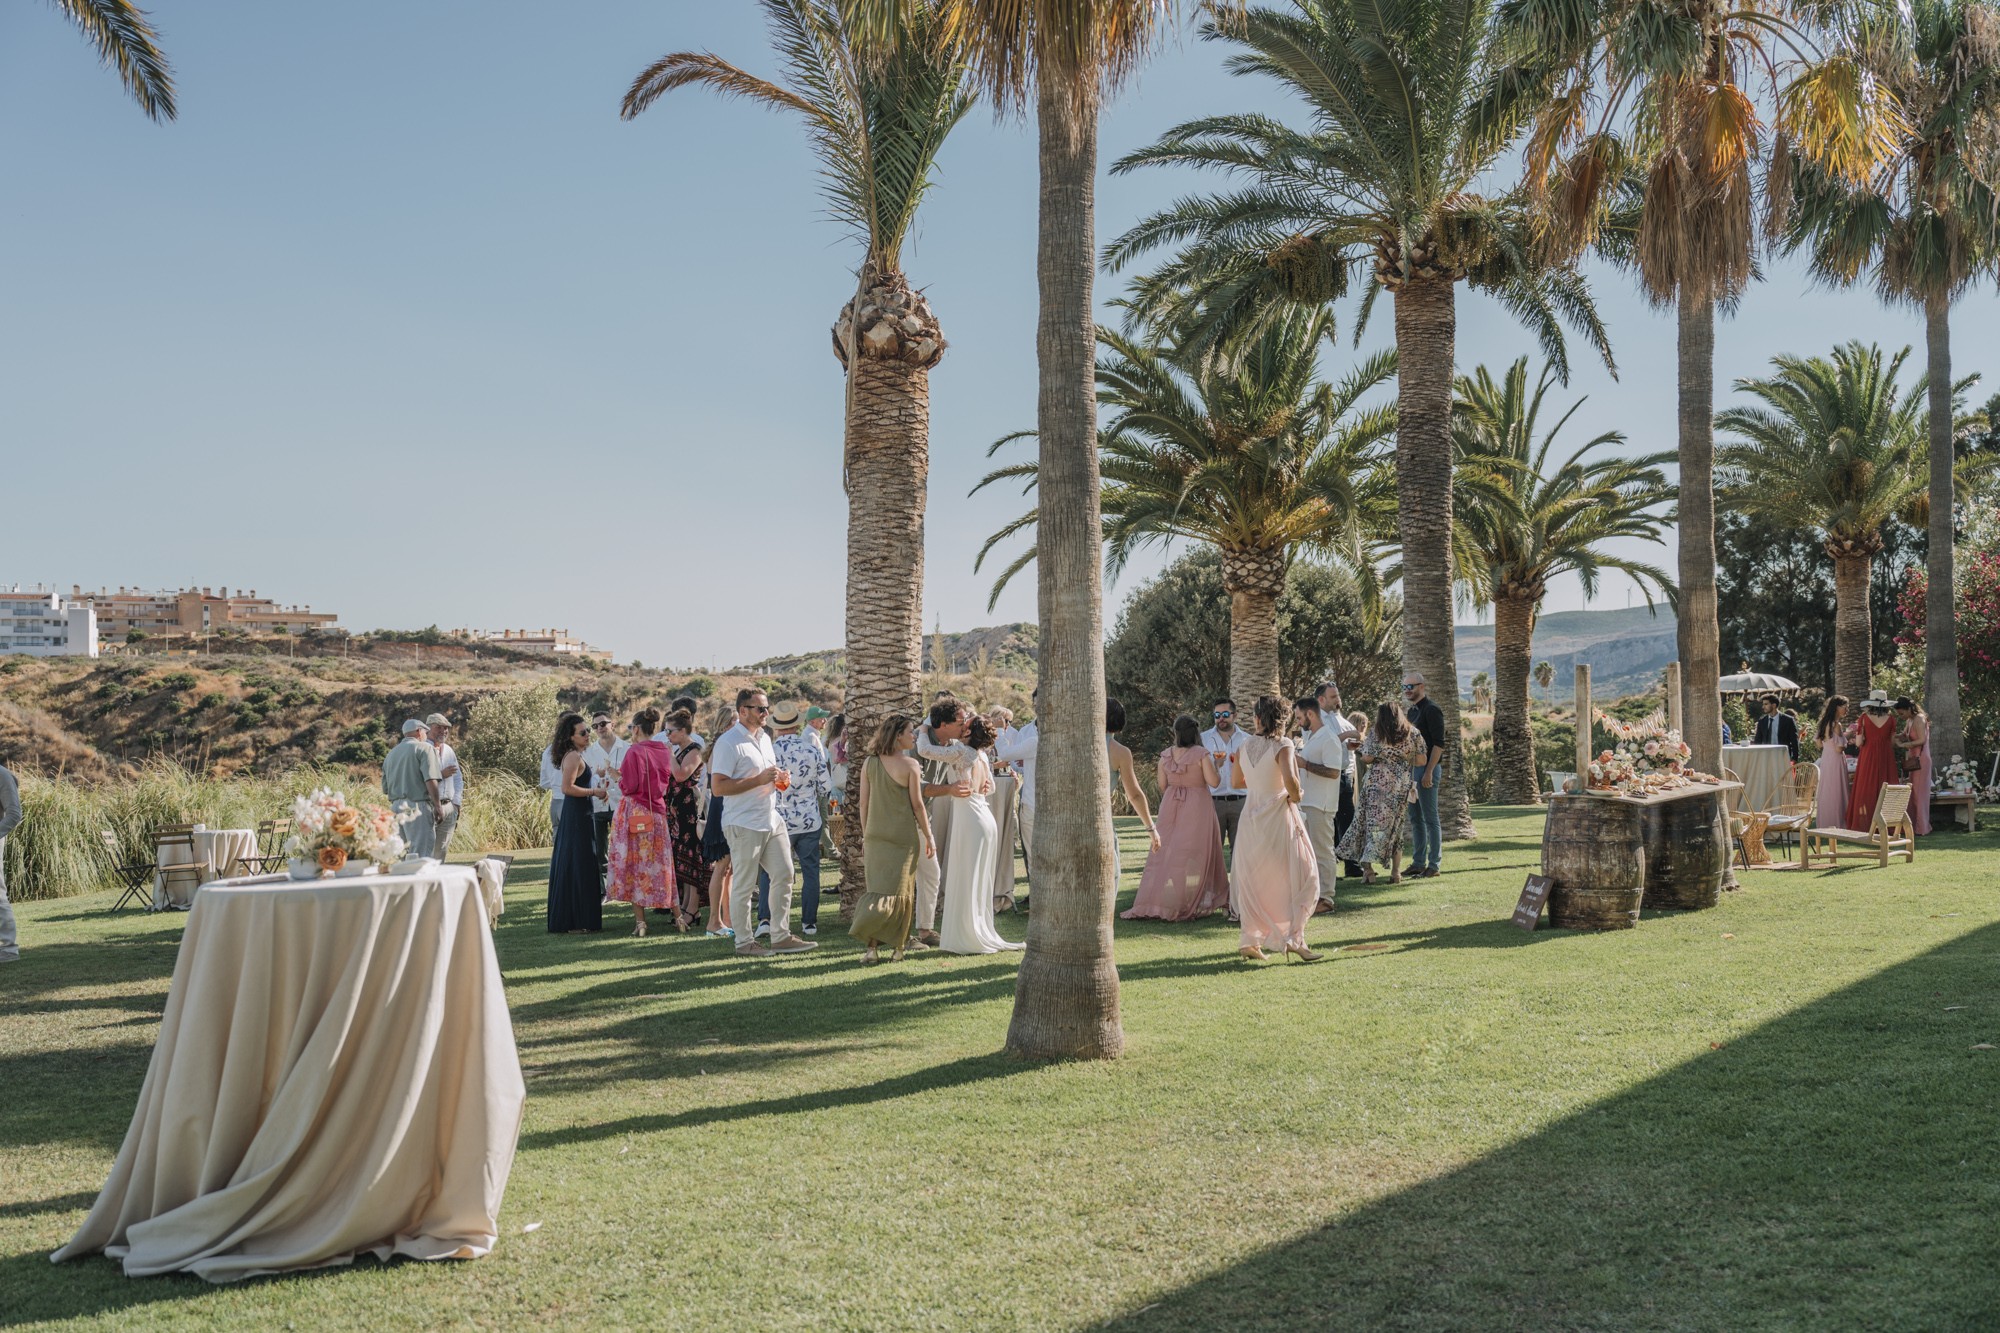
1717 671 1801 694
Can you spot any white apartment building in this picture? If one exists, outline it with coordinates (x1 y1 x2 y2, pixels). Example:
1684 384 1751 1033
0 585 99 657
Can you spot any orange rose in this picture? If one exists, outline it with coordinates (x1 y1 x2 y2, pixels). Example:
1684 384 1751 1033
317 846 348 871
330 810 360 838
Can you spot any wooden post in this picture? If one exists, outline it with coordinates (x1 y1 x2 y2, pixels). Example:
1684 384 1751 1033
1575 664 1593 780
1665 662 1683 734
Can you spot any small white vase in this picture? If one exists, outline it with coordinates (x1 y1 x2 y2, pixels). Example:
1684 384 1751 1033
288 859 321 881
330 861 378 878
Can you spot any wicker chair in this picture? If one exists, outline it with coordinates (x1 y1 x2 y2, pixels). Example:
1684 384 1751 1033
1763 766 1820 865
1803 783 1916 869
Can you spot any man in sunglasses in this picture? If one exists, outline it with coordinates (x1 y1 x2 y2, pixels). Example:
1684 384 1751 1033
711 688 817 957
1403 673 1447 878
1200 698 1248 864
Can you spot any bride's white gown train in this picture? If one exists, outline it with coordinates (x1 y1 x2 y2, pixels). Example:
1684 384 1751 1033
939 751 1023 955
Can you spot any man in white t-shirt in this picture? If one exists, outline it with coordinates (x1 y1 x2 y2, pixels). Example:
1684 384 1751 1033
709 688 817 958
993 694 1039 899
538 747 563 848
1317 681 1363 877
1294 696 1347 911
1200 698 1249 857
425 713 464 859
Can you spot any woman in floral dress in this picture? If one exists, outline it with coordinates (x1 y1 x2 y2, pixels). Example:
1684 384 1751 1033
663 709 708 932
608 707 677 936
1336 701 1427 883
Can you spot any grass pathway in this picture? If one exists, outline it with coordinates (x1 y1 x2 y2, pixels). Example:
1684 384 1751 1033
4 807 1998 1329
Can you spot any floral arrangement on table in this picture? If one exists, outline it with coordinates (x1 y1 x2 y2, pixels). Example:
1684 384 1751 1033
1586 711 1719 796
283 788 406 876
1933 755 2000 801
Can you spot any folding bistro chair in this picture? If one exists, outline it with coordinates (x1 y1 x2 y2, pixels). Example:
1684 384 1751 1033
102 830 156 912
152 827 210 910
237 818 292 875
1803 783 1917 869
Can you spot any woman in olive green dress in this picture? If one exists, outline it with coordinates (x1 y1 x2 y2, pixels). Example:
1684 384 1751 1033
850 715 936 963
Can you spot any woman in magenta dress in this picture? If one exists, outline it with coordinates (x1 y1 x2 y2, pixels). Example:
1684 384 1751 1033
607 707 678 936
1124 714 1229 921
1894 698 1933 834
1813 695 1851 830
1848 693 1899 830
1228 696 1324 963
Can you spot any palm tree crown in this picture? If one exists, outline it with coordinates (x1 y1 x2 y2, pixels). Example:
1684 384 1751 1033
976 306 1396 702
53 0 175 120
1453 357 1675 802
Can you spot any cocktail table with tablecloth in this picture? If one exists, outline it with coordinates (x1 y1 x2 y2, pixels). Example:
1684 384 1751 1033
151 825 260 910
1721 744 1792 813
54 862 524 1283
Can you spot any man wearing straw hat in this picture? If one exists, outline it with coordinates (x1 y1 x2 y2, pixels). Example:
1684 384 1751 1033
426 712 463 859
382 719 442 858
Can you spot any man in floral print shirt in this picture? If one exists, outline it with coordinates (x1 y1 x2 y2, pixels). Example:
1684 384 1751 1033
755 700 833 938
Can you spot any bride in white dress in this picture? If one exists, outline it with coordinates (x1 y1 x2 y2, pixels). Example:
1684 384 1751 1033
936 718 1024 955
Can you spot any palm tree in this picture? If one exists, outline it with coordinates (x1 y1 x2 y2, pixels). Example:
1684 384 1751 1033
49 1 174 119
1773 0 2000 763
972 307 1397 707
1504 0 1894 778
1105 0 1614 843
1534 659 1555 705
1455 358 1675 804
1717 342 1980 701
843 0 1223 1062
623 2 970 910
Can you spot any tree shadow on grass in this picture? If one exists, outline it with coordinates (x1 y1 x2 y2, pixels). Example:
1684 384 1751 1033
1107 920 2000 1331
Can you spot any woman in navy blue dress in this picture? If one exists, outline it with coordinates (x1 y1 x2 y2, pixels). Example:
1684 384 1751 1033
547 712 607 933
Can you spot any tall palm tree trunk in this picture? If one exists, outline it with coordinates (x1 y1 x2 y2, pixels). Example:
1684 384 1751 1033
1393 275 1474 838
837 340 931 911
1923 292 1963 761
1676 289 1723 776
1221 545 1286 706
1829 545 1875 703
1005 77 1122 1062
1489 592 1540 805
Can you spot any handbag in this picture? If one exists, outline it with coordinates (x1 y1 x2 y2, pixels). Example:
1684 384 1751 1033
628 809 657 835
1899 748 1922 774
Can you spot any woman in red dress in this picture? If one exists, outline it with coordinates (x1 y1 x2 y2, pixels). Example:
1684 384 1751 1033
1847 692 1900 830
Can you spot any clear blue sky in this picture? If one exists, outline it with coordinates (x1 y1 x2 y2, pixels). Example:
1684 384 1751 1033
4 2 1992 668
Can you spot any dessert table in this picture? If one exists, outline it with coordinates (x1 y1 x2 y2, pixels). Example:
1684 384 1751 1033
1721 744 1791 813
55 863 525 1283
152 825 259 910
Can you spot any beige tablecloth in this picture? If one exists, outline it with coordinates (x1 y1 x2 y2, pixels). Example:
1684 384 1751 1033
55 864 525 1283
152 826 259 910
1722 745 1791 813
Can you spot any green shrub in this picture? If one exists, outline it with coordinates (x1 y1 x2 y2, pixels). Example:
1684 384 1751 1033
156 672 199 693
684 675 716 699
461 680 560 784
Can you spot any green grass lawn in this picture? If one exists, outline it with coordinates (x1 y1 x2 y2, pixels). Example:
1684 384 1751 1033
5 807 1999 1330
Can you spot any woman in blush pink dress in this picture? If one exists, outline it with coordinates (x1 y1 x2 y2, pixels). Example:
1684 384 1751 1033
1228 696 1324 963
1123 714 1229 922
1894 698 1933 834
1813 695 1851 830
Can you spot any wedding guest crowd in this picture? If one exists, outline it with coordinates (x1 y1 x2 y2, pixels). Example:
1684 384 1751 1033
1821 689 1934 834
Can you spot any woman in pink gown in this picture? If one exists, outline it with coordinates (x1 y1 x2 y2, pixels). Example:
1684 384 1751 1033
1124 715 1229 921
1894 698 1933 834
1848 695 1899 830
1228 696 1324 963
1813 695 1851 830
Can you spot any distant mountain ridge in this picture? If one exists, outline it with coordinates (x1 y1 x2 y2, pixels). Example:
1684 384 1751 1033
741 623 1039 677
1456 606 1677 700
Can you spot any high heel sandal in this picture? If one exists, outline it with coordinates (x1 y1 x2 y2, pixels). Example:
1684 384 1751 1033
1285 944 1324 963
632 919 648 938
862 945 880 965
1239 945 1267 962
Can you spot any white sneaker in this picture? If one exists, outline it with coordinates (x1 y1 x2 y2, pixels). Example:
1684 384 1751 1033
754 921 772 940
802 923 817 936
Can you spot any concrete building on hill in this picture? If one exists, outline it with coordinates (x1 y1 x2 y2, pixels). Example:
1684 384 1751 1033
0 585 98 657
66 585 339 641
477 627 611 662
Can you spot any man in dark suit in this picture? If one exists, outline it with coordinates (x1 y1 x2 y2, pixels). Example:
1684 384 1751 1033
1752 694 1799 761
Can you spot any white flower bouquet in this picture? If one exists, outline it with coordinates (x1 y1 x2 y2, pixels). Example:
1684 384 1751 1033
283 788 407 876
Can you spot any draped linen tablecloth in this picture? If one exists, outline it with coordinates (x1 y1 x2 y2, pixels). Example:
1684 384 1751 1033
152 826 259 910
54 863 526 1283
1722 744 1792 813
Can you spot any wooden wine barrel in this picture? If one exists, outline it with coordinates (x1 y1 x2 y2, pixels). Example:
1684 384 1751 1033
1540 795 1645 930
1639 792 1728 910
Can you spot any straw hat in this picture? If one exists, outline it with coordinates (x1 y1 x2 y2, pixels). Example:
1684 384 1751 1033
768 700 803 728
1859 689 1892 712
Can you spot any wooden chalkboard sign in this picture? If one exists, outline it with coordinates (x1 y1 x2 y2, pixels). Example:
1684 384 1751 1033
1512 874 1552 931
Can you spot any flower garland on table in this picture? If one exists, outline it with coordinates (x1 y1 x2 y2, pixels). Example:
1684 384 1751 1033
1586 711 1720 796
283 788 406 873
